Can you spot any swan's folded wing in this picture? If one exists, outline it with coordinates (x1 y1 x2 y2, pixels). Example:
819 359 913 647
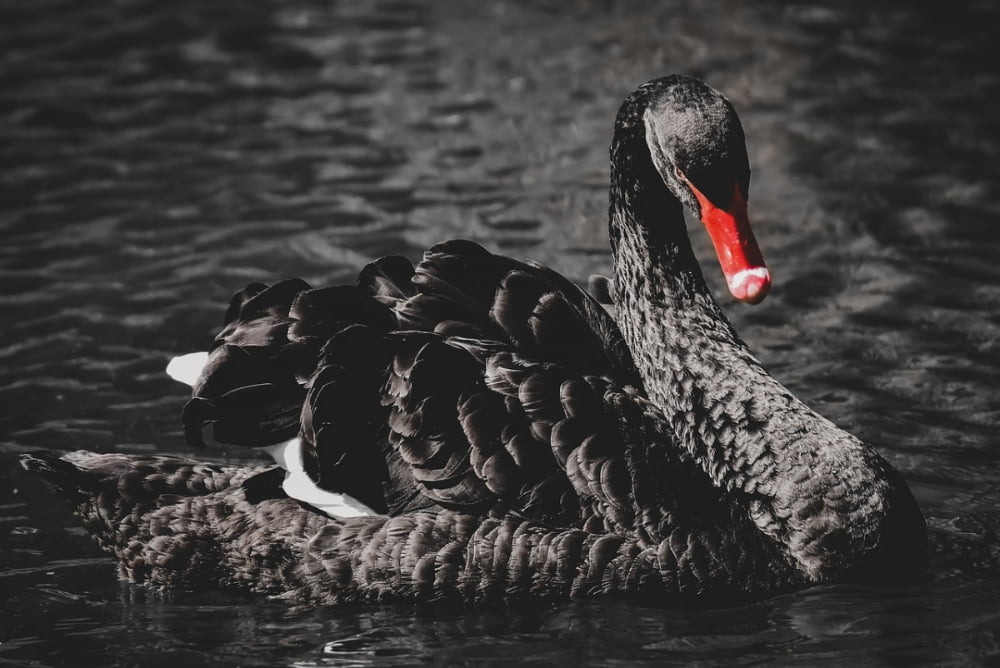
181 244 726 538
186 241 636 455
397 240 639 385
182 279 313 448
298 328 512 518
299 325 730 536
296 324 420 516
182 277 404 450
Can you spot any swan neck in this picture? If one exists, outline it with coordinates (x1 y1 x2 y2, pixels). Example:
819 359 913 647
607 120 743 407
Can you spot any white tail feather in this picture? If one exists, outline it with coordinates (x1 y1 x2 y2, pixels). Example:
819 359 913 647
166 351 210 387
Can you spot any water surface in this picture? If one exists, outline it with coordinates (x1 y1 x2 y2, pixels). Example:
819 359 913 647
3 1 1000 665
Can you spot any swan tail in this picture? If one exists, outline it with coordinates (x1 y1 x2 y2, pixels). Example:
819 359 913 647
20 451 147 557
23 451 308 591
20 452 102 507
20 451 277 554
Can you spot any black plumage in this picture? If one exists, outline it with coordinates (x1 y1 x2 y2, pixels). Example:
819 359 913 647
23 74 926 605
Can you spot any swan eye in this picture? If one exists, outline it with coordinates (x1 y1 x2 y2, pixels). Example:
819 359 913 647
674 166 686 181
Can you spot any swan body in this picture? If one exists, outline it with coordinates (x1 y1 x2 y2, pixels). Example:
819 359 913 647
24 75 926 605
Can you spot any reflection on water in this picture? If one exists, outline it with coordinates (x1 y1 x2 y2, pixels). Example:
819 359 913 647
2 0 1000 665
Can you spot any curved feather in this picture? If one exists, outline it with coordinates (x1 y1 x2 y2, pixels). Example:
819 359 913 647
181 240 662 532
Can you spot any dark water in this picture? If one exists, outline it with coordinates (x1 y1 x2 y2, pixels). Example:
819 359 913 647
3 0 999 665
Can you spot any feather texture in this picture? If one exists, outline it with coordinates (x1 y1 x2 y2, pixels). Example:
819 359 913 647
25 74 926 606
21 452 799 604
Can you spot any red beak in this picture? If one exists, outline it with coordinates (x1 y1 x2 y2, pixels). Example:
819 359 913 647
687 179 770 304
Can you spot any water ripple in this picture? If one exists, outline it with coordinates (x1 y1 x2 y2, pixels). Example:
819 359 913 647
2 0 1000 665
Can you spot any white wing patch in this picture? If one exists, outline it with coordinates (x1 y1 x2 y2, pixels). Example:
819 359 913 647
261 439 382 519
166 351 210 387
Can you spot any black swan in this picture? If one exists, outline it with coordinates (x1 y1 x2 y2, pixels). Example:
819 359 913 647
21 75 926 606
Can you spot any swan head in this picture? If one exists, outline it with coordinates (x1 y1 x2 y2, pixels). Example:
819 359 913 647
640 75 770 305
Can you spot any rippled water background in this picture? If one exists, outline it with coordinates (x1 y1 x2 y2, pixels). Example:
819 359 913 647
2 0 999 665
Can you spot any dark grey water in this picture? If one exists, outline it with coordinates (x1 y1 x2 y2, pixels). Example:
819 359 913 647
3 0 999 665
